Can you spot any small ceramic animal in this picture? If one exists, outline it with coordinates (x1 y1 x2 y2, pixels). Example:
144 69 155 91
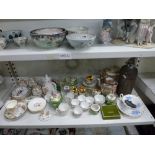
42 74 57 95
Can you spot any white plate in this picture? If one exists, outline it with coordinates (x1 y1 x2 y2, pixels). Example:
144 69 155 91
117 99 144 118
28 97 46 113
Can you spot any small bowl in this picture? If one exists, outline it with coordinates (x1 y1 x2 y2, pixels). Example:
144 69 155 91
0 37 7 49
5 100 17 111
66 26 88 34
13 37 28 47
30 27 66 48
73 106 83 117
94 94 105 105
66 33 96 49
78 95 86 103
85 96 94 105
80 101 90 111
71 99 80 108
56 103 69 116
90 104 100 114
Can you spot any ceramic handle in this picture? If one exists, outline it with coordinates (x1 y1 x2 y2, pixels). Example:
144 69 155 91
120 93 124 99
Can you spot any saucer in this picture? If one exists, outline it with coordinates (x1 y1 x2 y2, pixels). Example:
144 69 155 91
116 99 144 118
28 97 46 113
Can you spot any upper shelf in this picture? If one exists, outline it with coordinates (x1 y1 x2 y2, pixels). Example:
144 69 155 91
1 45 155 61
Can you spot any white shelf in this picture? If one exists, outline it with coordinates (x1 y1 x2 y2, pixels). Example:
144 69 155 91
1 45 155 61
136 73 155 104
0 89 154 128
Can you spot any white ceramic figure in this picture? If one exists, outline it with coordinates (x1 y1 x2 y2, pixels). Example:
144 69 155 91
146 22 155 44
42 74 57 95
116 20 126 40
126 20 138 44
137 19 151 46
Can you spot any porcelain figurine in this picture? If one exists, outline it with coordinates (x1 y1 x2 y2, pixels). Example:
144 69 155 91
42 74 57 95
100 19 112 45
126 20 139 44
116 20 126 40
32 85 43 96
137 19 151 46
146 21 155 44
0 37 7 49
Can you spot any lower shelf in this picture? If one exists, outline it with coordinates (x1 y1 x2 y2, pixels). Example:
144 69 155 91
0 83 154 128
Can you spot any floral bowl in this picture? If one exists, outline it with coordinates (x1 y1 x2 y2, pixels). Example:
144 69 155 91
30 28 66 48
66 33 96 49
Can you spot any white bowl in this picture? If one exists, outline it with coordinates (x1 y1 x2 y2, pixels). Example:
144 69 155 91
73 106 83 116
71 99 80 107
85 96 94 105
78 95 86 103
94 94 105 105
56 103 69 115
80 101 90 111
90 104 100 114
66 33 96 49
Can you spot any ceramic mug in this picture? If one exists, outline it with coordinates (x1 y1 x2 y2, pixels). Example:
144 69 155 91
94 94 105 105
73 106 83 117
90 104 100 114
71 99 80 108
56 103 69 115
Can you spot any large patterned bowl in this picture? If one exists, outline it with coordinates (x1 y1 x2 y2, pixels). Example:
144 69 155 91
30 28 66 48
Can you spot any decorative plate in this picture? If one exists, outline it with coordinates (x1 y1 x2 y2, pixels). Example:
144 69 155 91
4 101 27 120
28 97 46 113
117 99 144 118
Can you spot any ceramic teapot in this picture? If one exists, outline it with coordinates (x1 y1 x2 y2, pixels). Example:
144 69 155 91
42 74 57 95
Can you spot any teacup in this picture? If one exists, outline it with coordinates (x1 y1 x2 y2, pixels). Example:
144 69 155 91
71 99 80 108
73 106 83 117
5 100 18 112
90 104 100 114
78 94 86 103
0 37 7 49
85 96 94 105
106 93 116 105
80 101 90 111
94 94 105 105
56 103 69 115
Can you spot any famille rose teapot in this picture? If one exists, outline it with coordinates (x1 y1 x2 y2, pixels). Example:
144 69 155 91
42 74 57 95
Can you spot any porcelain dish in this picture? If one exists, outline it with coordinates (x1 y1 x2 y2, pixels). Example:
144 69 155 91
28 97 46 113
73 106 83 117
66 33 96 49
117 99 144 118
30 28 66 48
